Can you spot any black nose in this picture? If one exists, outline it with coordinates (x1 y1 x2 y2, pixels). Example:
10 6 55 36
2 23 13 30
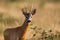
27 20 31 22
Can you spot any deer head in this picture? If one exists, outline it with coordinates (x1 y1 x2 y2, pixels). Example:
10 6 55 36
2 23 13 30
22 7 36 22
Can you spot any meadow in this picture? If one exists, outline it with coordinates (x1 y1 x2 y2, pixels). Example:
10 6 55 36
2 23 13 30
0 0 60 40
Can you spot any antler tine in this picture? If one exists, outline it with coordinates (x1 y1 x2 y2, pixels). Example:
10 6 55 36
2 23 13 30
22 7 27 13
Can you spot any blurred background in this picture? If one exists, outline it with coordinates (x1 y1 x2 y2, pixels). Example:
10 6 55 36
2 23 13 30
0 0 60 40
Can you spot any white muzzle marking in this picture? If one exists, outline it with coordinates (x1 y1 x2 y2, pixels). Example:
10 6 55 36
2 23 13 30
28 17 32 21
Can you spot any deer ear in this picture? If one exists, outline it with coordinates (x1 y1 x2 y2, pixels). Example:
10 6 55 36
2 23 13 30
31 9 36 15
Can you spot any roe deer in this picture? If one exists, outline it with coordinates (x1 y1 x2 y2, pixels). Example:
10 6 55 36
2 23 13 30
4 7 36 40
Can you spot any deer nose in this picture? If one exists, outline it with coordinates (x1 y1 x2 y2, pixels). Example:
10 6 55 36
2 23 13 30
27 17 32 22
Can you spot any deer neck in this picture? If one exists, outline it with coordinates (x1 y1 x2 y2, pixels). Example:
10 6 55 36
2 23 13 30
21 18 31 31
21 18 31 39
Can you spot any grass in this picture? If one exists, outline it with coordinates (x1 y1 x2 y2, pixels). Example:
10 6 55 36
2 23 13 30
39 0 60 8
39 0 47 8
48 0 60 2
4 0 25 2
0 13 23 34
4 16 17 26
0 29 3 34
0 13 4 23
2 0 26 5
0 0 60 40
0 13 21 26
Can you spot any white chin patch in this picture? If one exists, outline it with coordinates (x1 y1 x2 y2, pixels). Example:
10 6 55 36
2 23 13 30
28 17 32 21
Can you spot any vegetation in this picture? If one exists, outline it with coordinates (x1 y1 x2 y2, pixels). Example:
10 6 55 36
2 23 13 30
1 13 60 40
0 0 60 40
39 0 60 7
26 27 60 40
3 0 25 2
0 13 19 26
0 13 19 34
48 0 60 2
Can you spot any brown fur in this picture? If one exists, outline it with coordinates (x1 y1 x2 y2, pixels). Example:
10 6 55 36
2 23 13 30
4 8 36 40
